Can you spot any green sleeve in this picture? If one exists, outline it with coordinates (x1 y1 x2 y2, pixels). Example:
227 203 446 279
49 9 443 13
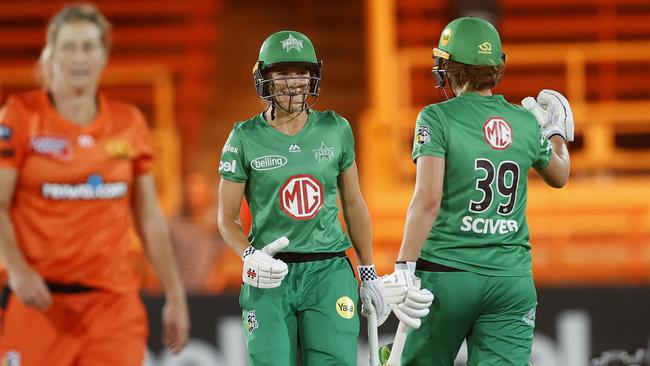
532 127 553 170
219 125 248 182
412 105 446 162
338 117 356 171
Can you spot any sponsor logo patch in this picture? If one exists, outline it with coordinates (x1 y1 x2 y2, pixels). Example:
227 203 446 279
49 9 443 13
335 296 355 319
0 124 11 140
245 310 259 335
289 144 301 153
483 117 512 150
42 174 128 200
281 34 303 53
105 139 134 159
29 135 71 159
219 160 237 173
222 144 239 154
77 134 94 148
251 155 287 171
313 142 334 162
440 28 452 46
416 125 431 144
280 174 323 220
478 42 493 54
522 307 536 327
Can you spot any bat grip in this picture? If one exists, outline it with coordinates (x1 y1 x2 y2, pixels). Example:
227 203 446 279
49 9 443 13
366 302 380 366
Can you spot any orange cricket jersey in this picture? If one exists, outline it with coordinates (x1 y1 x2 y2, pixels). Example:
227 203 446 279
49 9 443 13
0 90 154 293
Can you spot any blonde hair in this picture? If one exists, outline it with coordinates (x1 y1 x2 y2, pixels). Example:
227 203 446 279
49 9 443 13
38 3 111 87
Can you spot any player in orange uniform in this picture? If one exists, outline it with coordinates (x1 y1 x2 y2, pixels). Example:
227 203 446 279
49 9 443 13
0 4 189 365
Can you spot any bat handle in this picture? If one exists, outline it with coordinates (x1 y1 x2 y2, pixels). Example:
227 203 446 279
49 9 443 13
386 321 409 366
366 302 380 366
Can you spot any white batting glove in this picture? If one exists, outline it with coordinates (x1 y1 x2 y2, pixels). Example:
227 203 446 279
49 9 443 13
382 262 434 329
242 236 289 289
359 265 390 326
392 282 434 330
521 89 574 142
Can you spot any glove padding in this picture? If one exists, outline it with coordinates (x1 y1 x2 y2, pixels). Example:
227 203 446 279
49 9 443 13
521 89 574 142
382 262 434 329
392 285 434 329
359 265 390 326
242 237 289 289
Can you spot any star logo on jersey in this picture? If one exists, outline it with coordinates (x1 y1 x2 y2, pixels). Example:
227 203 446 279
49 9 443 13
416 125 431 144
313 142 334 162
105 139 134 159
281 34 303 52
289 144 301 153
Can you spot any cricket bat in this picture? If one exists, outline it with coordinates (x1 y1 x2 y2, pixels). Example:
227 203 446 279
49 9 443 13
378 321 409 366
366 301 380 366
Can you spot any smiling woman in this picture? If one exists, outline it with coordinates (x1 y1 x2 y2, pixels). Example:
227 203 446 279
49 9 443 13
217 30 389 366
0 3 189 365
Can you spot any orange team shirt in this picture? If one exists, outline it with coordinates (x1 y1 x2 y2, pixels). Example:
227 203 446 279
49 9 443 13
0 90 154 293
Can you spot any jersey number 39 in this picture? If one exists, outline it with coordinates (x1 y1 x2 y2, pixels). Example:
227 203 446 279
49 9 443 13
469 158 520 215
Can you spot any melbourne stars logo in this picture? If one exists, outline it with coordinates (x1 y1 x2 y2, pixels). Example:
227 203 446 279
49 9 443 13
313 142 334 162
281 34 303 52
245 310 259 335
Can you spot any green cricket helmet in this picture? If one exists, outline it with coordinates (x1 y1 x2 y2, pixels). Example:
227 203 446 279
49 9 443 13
432 17 506 87
253 30 322 102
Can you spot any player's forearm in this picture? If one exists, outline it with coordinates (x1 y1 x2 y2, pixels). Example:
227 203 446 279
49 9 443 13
538 136 571 188
0 209 30 274
217 216 250 256
342 199 373 265
138 215 185 299
551 136 570 167
397 198 439 262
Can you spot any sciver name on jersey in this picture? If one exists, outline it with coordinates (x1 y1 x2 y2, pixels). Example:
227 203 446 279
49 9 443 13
412 92 552 276
219 110 355 253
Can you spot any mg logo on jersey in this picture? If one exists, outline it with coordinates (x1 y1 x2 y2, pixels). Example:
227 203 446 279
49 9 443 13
280 174 323 220
483 117 512 150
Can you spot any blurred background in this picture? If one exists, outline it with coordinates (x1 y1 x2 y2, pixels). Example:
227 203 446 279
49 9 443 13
1 0 649 365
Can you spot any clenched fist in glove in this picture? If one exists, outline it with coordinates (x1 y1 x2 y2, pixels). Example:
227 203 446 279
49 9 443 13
242 237 289 289
522 89 574 142
382 261 434 329
359 265 390 326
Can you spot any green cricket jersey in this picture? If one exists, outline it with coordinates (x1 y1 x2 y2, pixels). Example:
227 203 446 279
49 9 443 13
219 110 355 253
412 92 553 276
